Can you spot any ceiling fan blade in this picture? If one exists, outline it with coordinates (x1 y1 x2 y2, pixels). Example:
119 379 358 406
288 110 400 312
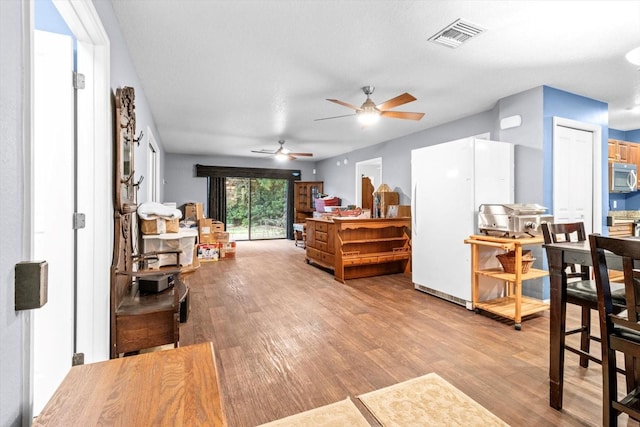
314 113 357 122
376 93 416 111
288 152 313 157
326 99 363 111
380 110 425 121
251 149 276 154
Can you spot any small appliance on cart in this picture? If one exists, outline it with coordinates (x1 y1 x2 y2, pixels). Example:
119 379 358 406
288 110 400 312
477 203 553 238
465 203 553 330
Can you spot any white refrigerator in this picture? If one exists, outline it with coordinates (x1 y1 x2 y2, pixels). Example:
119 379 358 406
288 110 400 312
411 137 514 308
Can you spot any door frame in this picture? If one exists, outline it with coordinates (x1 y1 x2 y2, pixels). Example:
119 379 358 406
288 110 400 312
24 0 110 422
355 157 382 207
552 116 602 234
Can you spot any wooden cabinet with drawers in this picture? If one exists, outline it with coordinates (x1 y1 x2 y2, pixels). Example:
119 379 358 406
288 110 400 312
305 218 336 270
305 217 412 283
294 181 323 224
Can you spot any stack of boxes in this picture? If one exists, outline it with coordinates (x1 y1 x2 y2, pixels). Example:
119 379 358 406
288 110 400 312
182 202 236 262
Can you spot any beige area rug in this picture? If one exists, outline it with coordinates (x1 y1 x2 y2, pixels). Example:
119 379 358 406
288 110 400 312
258 397 370 427
358 373 509 427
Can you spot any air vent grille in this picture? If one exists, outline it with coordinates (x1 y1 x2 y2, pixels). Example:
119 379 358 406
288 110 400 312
428 18 486 48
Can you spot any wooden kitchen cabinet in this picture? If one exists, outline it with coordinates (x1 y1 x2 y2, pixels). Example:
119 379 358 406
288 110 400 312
608 222 634 237
609 139 640 169
464 234 549 330
305 218 336 270
294 181 323 224
627 142 638 166
609 139 628 162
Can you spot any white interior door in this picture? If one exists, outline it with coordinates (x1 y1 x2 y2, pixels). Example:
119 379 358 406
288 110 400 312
33 30 75 415
553 124 594 233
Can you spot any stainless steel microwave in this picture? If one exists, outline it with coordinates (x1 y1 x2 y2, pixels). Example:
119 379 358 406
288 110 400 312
610 162 638 193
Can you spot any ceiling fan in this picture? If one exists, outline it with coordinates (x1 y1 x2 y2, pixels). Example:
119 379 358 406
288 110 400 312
315 86 425 126
251 140 313 161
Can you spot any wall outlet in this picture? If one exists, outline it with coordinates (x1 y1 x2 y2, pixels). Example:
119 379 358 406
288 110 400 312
613 200 618 209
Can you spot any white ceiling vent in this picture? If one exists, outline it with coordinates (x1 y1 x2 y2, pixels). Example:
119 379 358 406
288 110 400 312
428 18 486 48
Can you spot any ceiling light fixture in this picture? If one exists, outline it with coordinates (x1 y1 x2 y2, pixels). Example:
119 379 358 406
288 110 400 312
626 47 640 66
357 110 380 126
357 104 380 126
356 86 381 126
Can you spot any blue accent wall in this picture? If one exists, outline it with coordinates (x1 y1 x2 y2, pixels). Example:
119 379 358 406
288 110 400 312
610 128 640 143
625 129 640 143
608 128 640 209
540 86 608 300
542 86 608 223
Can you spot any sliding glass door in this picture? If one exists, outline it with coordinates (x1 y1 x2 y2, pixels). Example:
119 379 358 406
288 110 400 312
225 177 287 240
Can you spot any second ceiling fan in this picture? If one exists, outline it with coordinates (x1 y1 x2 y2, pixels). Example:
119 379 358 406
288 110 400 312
316 86 425 126
251 140 313 161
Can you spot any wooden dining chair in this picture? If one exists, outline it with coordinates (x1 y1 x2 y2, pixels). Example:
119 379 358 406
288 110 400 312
542 222 626 368
590 234 640 426
543 222 599 368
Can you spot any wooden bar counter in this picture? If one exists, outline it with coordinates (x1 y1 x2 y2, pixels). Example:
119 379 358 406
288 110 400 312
34 342 225 426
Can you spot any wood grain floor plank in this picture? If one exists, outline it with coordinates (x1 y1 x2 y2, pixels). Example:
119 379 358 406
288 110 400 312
180 239 638 427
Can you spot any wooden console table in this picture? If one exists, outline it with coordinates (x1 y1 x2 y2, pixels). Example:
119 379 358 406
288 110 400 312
464 234 549 330
34 342 225 426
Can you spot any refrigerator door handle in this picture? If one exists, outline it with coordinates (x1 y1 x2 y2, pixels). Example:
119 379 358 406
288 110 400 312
412 182 418 234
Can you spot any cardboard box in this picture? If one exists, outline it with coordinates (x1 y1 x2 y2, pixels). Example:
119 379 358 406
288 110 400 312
198 219 224 243
180 202 205 222
386 205 411 218
197 243 220 262
220 241 236 259
213 231 229 242
140 217 179 234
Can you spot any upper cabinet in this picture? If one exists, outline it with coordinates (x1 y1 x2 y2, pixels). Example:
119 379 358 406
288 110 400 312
609 139 639 166
609 139 625 162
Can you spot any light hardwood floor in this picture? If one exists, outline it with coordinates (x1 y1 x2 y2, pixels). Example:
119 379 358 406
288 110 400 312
179 239 638 427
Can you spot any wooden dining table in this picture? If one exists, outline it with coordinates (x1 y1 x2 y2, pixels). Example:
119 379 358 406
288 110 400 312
544 239 625 410
33 342 225 426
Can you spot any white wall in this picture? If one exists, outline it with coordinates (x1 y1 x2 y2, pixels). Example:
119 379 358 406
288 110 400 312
495 86 544 203
164 153 316 211
0 0 27 424
0 1 170 424
315 109 498 206
93 0 167 205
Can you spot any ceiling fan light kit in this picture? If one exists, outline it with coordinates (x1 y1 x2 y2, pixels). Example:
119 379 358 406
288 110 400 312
626 46 640 66
317 85 425 125
250 139 313 161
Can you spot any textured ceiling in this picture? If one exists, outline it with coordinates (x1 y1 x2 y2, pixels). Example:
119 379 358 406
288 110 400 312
110 0 640 161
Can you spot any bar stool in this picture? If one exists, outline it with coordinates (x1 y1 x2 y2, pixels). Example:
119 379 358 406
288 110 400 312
542 223 626 367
